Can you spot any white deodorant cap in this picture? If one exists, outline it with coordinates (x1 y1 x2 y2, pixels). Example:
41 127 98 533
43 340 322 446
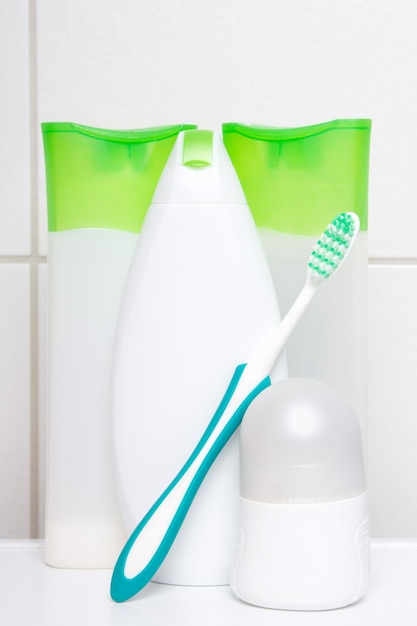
240 377 366 504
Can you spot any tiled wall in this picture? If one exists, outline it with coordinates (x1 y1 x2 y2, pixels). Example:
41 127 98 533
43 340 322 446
0 0 34 538
1 0 416 539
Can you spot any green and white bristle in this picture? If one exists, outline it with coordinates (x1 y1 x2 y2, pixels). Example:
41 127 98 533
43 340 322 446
308 212 360 282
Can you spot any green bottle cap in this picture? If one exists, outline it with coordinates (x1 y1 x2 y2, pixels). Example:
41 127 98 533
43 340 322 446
42 122 197 232
222 119 371 235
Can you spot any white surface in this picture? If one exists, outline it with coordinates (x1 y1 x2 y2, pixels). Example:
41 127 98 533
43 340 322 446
1 540 417 625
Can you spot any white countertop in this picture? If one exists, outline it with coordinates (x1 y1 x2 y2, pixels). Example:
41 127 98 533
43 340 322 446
1 540 417 626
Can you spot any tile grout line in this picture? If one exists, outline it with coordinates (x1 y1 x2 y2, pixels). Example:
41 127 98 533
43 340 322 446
368 258 417 265
0 257 46 264
4 256 413 265
29 0 40 540
0 256 417 266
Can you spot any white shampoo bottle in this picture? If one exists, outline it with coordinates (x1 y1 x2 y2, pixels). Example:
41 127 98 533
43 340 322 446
223 120 371 449
42 122 193 568
112 129 287 585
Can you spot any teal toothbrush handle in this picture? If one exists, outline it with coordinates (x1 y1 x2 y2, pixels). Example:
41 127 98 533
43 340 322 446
111 363 270 602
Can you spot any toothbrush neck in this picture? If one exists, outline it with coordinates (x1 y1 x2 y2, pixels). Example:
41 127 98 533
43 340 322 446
265 282 316 372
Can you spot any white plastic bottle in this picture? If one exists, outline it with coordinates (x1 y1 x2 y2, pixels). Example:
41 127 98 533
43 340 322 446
42 122 192 568
222 120 371 445
112 129 287 585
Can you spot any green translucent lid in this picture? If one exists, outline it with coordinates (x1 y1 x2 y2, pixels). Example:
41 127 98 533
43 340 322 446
42 122 196 232
222 119 371 235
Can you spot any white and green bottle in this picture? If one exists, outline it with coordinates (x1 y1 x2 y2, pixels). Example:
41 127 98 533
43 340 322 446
42 122 193 568
111 129 287 585
223 120 372 441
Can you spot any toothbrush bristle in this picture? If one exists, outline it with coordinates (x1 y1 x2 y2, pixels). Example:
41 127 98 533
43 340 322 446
308 212 359 281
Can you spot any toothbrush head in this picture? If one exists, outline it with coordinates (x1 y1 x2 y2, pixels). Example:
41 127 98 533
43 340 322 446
308 212 360 284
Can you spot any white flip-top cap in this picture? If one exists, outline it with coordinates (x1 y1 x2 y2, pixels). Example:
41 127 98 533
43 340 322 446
151 130 248 205
240 377 366 503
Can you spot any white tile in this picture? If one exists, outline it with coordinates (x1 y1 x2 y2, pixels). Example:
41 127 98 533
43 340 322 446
35 0 374 126
36 0 417 259
369 264 417 537
0 1 31 255
0 264 31 537
37 264 47 536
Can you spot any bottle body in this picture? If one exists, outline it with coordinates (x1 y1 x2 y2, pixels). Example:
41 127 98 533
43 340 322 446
45 229 137 567
112 195 287 584
231 493 369 610
41 122 193 567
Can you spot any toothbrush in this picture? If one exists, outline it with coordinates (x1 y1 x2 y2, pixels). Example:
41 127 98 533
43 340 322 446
110 211 360 602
